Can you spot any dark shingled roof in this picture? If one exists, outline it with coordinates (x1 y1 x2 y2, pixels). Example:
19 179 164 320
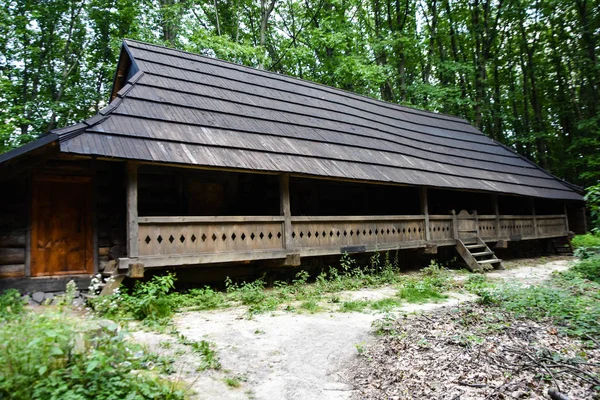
3 39 584 200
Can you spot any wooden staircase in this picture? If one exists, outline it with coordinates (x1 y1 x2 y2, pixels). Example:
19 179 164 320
456 237 504 272
552 236 573 255
454 209 504 272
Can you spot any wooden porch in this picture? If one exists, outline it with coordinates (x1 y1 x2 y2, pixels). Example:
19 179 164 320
118 164 570 274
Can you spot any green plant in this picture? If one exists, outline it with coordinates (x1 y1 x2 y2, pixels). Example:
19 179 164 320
370 297 402 311
340 300 370 313
0 310 184 399
0 289 25 321
585 184 600 232
224 377 241 388
570 255 600 282
397 279 447 303
184 286 227 310
474 270 600 338
572 233 600 249
299 299 320 313
177 335 221 370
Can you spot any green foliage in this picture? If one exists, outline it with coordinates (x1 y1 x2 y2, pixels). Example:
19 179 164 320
0 310 184 399
570 255 600 283
340 300 370 313
90 272 177 324
572 234 600 259
472 264 600 338
572 233 600 249
181 286 226 310
0 289 25 321
176 335 221 371
397 280 447 303
585 184 600 231
2 0 599 187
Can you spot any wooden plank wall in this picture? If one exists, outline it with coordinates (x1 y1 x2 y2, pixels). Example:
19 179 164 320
0 178 27 278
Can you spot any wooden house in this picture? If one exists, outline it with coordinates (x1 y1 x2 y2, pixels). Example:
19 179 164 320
0 40 586 292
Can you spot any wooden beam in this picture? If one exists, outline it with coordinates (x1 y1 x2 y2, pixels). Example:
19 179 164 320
564 203 570 232
280 174 293 250
126 162 139 258
139 216 285 224
420 187 430 241
0 275 91 293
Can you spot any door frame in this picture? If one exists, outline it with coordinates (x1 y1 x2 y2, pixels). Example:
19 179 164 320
30 174 95 277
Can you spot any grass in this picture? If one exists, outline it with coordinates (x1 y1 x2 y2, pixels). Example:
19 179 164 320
0 289 184 399
466 256 600 339
90 251 419 321
224 377 242 388
176 334 221 371
87 254 457 324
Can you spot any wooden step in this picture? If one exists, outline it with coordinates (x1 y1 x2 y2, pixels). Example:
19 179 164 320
471 251 493 257
478 259 502 264
466 244 486 249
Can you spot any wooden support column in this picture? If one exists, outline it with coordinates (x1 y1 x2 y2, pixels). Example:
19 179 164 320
420 187 430 241
564 203 570 233
279 174 293 250
492 194 500 240
126 162 139 258
451 210 458 240
531 198 538 237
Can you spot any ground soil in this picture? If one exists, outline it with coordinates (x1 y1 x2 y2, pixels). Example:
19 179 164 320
132 256 576 400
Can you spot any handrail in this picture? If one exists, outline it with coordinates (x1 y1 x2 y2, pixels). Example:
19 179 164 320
139 216 285 224
290 215 425 222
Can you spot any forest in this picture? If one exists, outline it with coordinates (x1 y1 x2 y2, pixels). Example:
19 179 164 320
0 0 598 189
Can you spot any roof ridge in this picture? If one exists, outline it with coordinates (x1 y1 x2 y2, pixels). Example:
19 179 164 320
123 39 478 129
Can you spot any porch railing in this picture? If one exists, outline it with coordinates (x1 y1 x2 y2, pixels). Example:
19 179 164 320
136 214 567 259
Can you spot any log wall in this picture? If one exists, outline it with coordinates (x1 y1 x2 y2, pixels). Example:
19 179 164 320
0 178 27 278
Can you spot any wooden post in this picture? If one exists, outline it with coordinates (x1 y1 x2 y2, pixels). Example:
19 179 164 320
126 162 139 258
25 173 31 277
531 198 538 237
420 187 430 241
279 174 293 249
492 194 500 240
451 210 458 240
564 203 570 233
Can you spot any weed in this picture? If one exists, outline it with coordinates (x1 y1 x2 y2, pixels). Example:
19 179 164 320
340 300 370 313
0 309 184 399
177 335 221 370
0 289 25 321
370 297 402 311
473 265 600 338
572 233 600 249
183 286 227 310
224 377 242 388
570 255 600 282
300 299 320 313
355 342 366 354
397 280 447 303
372 312 399 336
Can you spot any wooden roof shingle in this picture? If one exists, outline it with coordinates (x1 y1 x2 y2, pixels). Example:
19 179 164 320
4 39 583 200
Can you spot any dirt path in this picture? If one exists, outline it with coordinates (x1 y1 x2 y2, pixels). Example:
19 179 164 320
133 256 573 400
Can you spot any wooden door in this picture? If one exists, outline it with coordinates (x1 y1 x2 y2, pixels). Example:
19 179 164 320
31 175 94 276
